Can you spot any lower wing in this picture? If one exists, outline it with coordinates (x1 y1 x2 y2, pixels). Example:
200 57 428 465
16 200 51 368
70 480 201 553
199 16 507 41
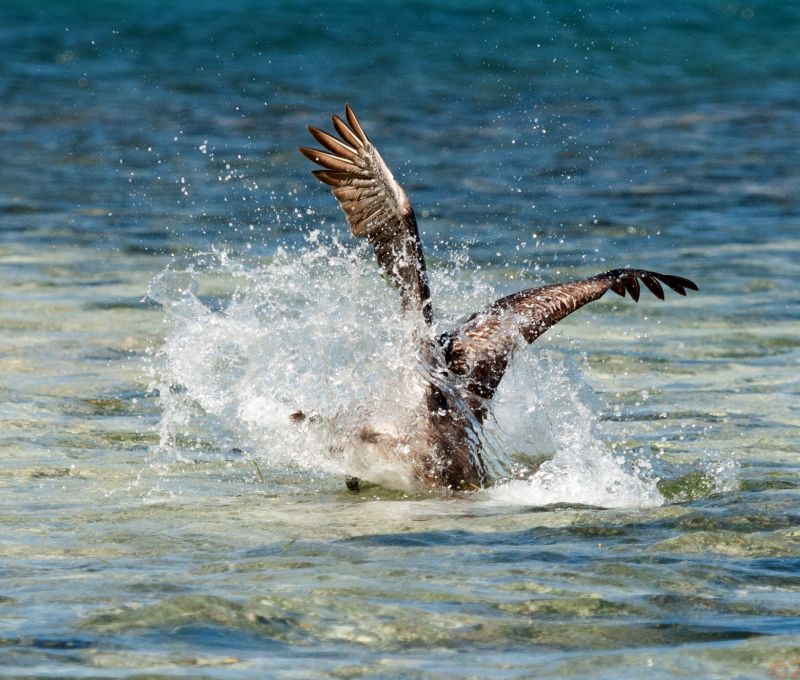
440 269 698 401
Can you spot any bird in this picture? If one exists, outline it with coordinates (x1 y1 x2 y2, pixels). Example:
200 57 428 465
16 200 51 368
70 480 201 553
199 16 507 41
299 105 697 491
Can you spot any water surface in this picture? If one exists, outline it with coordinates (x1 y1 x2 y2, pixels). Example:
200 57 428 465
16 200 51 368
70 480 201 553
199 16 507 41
1 1 799 678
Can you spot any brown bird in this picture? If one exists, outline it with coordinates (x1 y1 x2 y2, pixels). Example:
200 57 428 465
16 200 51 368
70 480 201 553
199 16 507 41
300 105 697 491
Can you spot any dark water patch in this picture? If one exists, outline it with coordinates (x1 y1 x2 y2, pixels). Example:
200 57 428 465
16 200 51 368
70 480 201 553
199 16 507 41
675 511 798 534
27 467 78 480
601 409 725 424
341 529 480 549
248 539 374 568
647 593 800 621
740 477 800 493
750 558 800 577
491 620 765 652
83 297 161 311
196 294 236 314
483 549 593 566
123 242 172 256
521 502 607 513
640 622 764 645
565 525 627 539
140 623 290 654
0 636 94 650
340 523 632 551
80 347 146 362
82 595 300 648
70 277 126 288
0 634 97 667
64 396 139 417
53 430 160 451
0 201 51 215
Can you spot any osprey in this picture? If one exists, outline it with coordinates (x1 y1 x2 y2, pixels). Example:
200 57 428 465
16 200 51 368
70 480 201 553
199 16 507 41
300 106 697 491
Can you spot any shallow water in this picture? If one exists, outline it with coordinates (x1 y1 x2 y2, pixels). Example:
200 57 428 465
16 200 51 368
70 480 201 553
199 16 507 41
2 1 800 678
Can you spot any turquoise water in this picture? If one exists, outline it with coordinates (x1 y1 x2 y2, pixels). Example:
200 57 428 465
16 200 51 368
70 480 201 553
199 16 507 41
2 1 799 677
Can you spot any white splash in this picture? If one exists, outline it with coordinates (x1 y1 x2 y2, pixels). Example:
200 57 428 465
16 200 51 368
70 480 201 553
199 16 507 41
147 235 666 507
483 351 664 508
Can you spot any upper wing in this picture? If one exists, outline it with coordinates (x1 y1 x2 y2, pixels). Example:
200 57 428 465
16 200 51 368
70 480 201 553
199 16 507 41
440 269 698 401
300 106 433 325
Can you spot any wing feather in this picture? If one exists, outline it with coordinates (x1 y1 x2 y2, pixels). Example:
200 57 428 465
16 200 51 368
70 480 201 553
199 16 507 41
332 112 367 150
345 104 369 143
625 275 640 301
640 273 665 300
441 269 697 400
307 125 359 158
301 106 433 325
298 147 359 173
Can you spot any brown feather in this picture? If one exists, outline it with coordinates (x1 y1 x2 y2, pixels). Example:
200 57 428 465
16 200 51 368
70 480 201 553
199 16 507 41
345 104 369 144
331 114 365 150
307 125 359 158
301 106 433 325
298 147 358 173
441 269 697 402
312 170 348 187
332 185 368 203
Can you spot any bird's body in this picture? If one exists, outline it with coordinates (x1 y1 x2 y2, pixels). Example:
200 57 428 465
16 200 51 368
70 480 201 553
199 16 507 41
300 106 697 491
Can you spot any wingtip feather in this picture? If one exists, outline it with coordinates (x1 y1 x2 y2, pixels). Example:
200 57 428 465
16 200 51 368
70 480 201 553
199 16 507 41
344 105 369 145
331 113 364 149
308 125 359 158
640 273 666 300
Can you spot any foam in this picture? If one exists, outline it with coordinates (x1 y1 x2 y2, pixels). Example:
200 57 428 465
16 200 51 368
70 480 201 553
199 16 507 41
147 235 690 507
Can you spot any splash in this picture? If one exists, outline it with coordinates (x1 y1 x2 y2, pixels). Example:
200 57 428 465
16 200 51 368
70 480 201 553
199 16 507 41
147 233 682 507
485 352 664 508
147 236 429 488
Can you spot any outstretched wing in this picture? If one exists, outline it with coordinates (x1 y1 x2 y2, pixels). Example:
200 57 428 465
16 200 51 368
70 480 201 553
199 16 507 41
300 106 433 325
440 269 698 401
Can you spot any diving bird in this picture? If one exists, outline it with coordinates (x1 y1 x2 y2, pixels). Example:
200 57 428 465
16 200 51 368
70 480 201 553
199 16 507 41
300 105 697 491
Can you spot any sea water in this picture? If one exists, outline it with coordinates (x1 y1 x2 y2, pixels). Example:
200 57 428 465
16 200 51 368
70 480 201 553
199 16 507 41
1 1 799 677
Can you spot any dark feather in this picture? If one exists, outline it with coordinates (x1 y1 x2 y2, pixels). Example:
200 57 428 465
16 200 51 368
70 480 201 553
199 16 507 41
640 273 665 300
624 274 640 301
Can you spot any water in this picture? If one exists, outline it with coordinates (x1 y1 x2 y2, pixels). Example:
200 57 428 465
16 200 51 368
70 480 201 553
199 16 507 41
2 1 799 677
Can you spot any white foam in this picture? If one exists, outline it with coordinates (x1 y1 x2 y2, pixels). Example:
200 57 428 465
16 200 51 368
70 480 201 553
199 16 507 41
147 236 668 507
483 351 664 508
